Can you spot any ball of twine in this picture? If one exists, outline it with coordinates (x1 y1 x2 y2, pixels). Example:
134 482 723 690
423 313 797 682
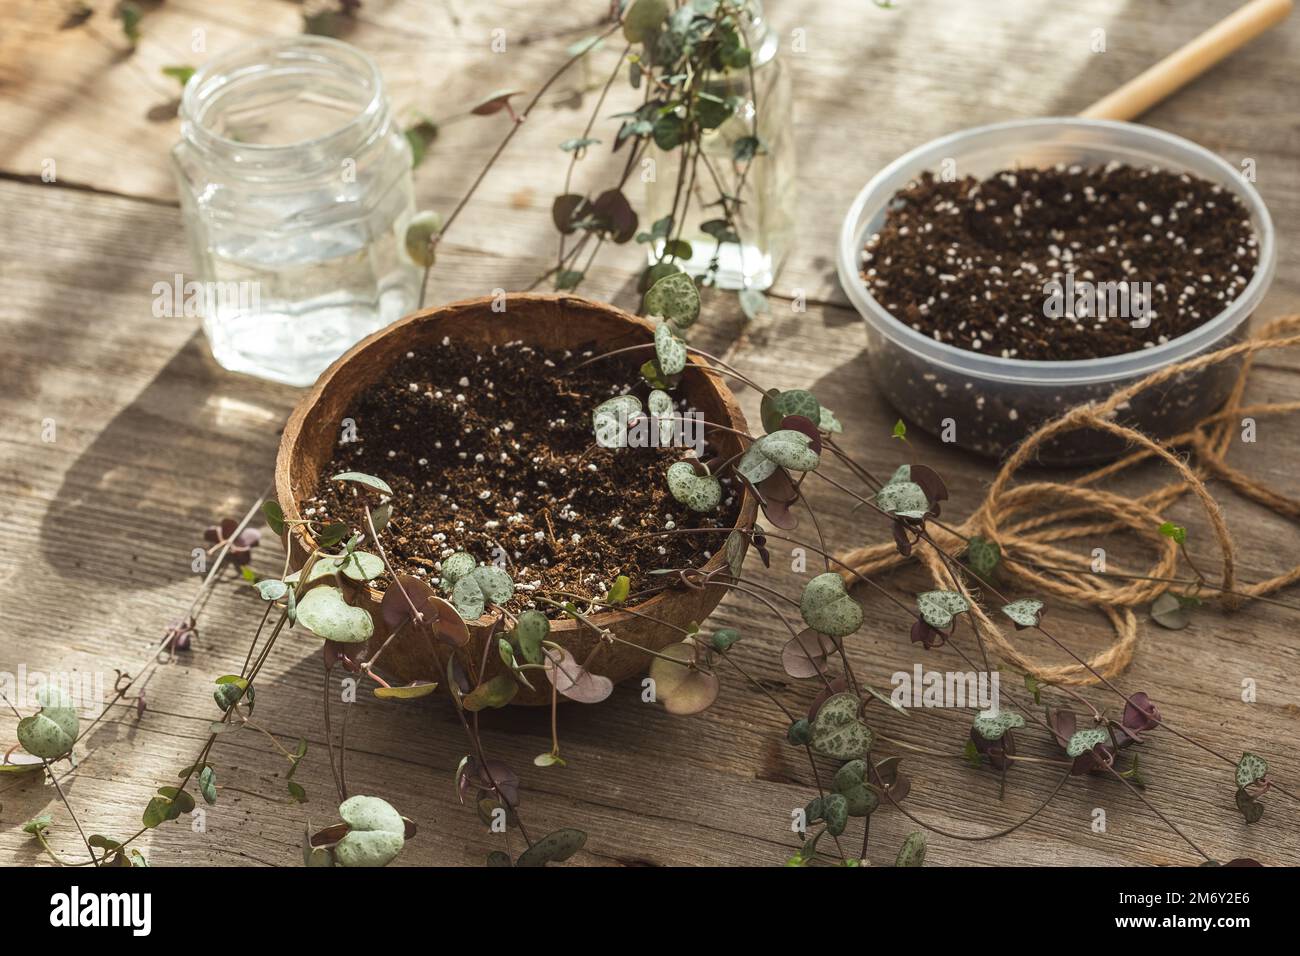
837 314 1300 686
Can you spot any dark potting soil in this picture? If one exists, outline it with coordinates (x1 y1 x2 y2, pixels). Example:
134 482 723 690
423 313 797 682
306 340 740 614
861 163 1259 361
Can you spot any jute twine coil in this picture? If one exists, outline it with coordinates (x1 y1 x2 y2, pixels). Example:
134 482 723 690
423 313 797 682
838 314 1300 686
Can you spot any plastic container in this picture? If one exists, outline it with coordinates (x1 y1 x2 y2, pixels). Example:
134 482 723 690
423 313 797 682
836 118 1276 464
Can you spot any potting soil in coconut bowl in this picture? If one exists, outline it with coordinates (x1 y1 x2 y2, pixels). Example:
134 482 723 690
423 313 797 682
275 293 758 705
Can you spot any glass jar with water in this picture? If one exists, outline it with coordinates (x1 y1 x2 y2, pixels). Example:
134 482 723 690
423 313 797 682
643 0 796 291
173 36 419 386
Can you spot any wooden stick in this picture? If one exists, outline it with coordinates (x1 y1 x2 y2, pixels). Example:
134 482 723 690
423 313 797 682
1080 0 1292 121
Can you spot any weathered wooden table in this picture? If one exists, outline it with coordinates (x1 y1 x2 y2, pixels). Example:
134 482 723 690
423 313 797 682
2 0 1297 867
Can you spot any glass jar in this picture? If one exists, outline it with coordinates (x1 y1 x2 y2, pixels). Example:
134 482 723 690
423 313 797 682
173 36 419 387
643 0 796 291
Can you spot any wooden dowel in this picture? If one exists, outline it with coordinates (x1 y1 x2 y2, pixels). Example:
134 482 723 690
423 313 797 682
1080 0 1292 121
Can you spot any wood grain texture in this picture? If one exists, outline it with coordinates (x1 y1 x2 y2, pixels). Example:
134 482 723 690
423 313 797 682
1 0 1297 868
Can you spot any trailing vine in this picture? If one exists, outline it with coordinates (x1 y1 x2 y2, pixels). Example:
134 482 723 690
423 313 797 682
7 0 1288 870
5 269 1287 868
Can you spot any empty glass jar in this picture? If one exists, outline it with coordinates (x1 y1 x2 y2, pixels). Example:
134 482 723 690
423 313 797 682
173 36 419 386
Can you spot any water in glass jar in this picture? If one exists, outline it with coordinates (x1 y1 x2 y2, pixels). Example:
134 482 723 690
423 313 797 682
175 37 420 387
200 205 418 388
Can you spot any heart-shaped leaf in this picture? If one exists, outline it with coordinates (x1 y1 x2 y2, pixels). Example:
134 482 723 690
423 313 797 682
513 610 549 665
592 394 642 449
735 442 777 485
654 322 687 376
787 718 812 745
735 430 820 484
457 756 519 808
605 574 631 606
896 831 926 867
823 792 849 836
777 414 822 455
1150 591 1191 629
810 692 873 761
374 682 438 700
800 573 863 638
781 628 836 679
640 358 674 389
666 461 721 512
643 270 699 329
255 579 288 602
296 586 374 644
818 406 842 434
338 550 385 583
875 467 931 518
916 590 970 630
760 389 821 434
1235 787 1265 824
440 551 477 586
1001 599 1045 629
334 795 406 867
451 566 514 621
908 464 949 513
499 636 532 690
871 756 912 803
470 88 523 116
463 673 518 711
648 640 720 715
380 575 471 648
552 194 591 234
1236 752 1268 789
516 827 587 867
757 470 799 530
831 759 880 817
404 210 442 266
647 389 675 445
263 500 287 535
972 710 1024 741
755 430 820 472
1119 691 1161 739
591 188 638 243
965 535 1002 579
724 529 747 577
142 794 183 829
17 685 78 760
288 559 342 587
803 796 825 825
213 677 251 713
710 628 740 652
0 753 45 774
1066 727 1110 757
543 646 613 704
331 471 393 496
199 766 217 805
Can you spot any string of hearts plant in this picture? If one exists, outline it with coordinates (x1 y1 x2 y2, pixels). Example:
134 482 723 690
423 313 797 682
3 269 1290 867
412 0 779 321
559 272 1289 865
8 3 1291 870
109 0 779 320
